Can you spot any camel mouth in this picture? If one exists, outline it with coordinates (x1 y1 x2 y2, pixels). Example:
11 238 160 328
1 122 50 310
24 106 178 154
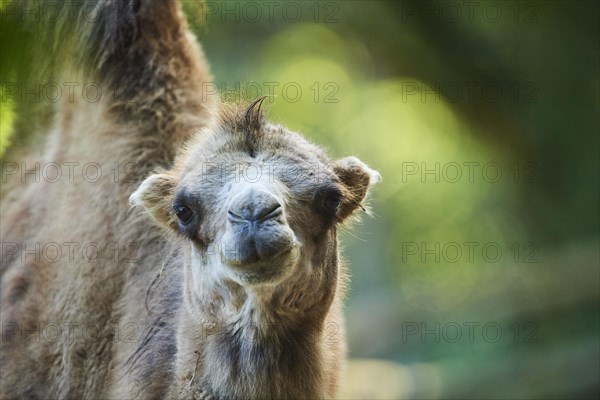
220 238 295 267
220 244 301 286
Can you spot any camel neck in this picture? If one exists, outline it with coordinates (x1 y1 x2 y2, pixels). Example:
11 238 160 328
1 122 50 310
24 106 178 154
177 305 325 399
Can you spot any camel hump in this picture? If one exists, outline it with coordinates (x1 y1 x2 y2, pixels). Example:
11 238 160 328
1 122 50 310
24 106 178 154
9 0 191 95
4 0 214 147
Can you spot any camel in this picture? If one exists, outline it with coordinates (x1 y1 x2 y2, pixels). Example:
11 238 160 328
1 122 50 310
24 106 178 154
0 1 379 398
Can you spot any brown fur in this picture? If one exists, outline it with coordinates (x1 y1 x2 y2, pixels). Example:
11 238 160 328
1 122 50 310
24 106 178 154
0 1 379 399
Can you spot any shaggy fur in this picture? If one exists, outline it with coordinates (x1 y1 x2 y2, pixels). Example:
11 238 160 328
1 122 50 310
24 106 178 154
0 1 379 399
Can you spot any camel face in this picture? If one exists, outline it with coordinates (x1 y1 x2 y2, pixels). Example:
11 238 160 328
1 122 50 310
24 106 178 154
131 101 380 288
179 159 302 286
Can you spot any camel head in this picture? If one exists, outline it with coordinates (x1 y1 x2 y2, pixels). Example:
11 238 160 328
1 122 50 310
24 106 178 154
130 98 380 290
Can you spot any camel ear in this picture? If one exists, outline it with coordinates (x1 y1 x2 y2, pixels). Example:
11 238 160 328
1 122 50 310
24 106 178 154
129 172 177 229
333 156 380 221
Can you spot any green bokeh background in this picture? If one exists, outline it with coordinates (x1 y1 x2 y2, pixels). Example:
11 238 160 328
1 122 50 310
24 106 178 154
1 1 598 398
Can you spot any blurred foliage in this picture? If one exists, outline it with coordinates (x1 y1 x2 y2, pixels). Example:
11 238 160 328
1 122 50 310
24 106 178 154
0 89 13 154
186 1 600 397
1 0 598 398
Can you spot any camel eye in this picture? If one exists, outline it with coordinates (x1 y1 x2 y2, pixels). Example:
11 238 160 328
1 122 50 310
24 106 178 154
174 205 193 224
318 187 342 217
323 195 341 214
313 186 343 222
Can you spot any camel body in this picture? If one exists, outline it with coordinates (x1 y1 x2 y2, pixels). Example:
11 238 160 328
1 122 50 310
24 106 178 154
0 1 378 398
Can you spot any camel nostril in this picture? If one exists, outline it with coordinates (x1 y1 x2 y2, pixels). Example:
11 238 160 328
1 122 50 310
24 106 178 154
227 204 282 223
227 210 246 223
227 189 283 223
257 204 282 221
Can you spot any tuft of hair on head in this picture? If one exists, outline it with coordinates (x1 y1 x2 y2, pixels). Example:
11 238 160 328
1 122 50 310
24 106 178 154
244 96 268 135
243 96 268 157
218 96 269 157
